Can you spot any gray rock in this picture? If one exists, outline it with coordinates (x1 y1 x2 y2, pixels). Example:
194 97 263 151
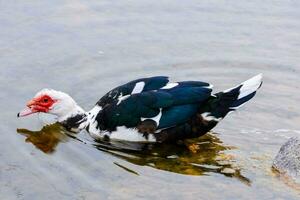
273 137 300 178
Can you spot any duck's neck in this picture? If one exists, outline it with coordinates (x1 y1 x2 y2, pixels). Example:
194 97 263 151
59 104 104 133
58 105 89 132
57 104 85 122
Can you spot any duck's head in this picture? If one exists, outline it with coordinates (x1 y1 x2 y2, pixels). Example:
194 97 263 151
18 89 84 122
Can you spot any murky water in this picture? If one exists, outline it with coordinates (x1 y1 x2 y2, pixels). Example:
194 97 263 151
1 1 300 199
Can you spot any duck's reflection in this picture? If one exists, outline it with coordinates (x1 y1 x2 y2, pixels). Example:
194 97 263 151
17 123 250 184
95 135 251 184
17 123 70 154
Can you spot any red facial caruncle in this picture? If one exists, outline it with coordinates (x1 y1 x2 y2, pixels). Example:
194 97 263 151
18 95 57 117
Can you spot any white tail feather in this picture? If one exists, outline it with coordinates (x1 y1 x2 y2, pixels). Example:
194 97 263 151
238 74 263 99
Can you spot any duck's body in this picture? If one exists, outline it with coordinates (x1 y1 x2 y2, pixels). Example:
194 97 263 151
54 75 262 143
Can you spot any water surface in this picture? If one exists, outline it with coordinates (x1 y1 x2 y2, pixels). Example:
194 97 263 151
1 0 300 199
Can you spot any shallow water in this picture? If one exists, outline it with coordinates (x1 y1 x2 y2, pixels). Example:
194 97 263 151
1 0 300 199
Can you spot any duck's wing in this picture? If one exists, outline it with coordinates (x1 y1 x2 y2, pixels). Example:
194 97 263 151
96 76 169 107
95 85 212 131
96 76 211 108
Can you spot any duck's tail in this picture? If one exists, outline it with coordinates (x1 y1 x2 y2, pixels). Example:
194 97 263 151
154 74 263 141
200 74 263 122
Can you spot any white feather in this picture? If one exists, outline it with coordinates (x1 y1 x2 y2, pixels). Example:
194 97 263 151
204 84 214 89
109 126 156 142
141 108 162 126
131 81 145 94
117 94 130 105
161 82 178 89
86 105 102 133
201 112 222 122
88 126 156 142
238 74 263 99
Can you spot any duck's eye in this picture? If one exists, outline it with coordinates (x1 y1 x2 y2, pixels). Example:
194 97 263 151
43 98 48 103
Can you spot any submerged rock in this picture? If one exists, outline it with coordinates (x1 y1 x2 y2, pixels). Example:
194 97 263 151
273 137 300 179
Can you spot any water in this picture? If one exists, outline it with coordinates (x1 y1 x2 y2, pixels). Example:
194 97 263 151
1 0 300 199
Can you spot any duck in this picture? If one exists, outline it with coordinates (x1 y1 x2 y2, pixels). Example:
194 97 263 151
18 74 262 143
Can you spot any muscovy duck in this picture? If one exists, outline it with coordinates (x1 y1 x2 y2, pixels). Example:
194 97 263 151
18 75 262 142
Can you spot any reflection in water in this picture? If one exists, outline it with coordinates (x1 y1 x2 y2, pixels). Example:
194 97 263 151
95 135 251 185
17 123 70 154
16 124 250 184
272 168 300 191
